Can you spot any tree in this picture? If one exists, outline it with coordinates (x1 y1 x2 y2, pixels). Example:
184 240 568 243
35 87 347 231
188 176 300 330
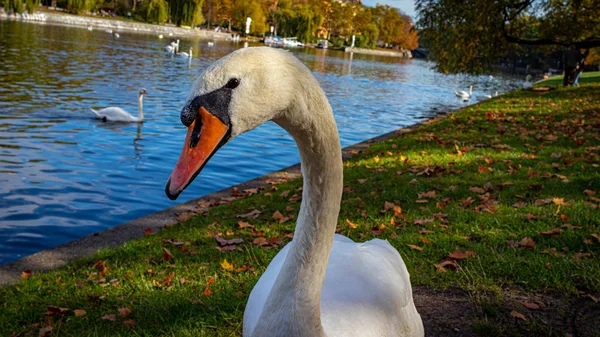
231 0 266 35
169 0 204 27
416 0 600 74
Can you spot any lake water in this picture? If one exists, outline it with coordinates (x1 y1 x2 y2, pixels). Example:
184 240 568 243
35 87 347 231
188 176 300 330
0 20 524 264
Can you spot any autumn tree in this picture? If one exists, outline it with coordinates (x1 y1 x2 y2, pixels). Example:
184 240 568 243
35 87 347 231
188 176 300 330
168 0 204 27
416 0 600 74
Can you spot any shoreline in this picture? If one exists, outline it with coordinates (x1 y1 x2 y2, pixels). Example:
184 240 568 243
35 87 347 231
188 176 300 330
344 46 412 58
0 110 450 286
0 8 232 40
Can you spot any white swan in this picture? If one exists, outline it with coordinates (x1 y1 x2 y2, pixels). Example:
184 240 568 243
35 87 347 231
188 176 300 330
455 85 472 99
178 47 192 58
475 90 498 101
165 47 424 337
90 88 148 122
208 41 215 47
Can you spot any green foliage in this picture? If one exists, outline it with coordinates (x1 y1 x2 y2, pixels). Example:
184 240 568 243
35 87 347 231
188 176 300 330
25 0 38 14
355 23 378 49
4 0 23 14
330 35 346 48
66 0 96 14
416 0 600 74
136 0 168 24
231 0 266 35
276 4 322 42
169 0 203 27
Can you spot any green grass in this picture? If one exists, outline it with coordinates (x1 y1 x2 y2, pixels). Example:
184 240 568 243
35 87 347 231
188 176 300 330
1 81 600 336
534 71 600 87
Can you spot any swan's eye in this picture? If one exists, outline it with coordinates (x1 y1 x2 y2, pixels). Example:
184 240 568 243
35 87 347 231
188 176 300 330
225 78 240 89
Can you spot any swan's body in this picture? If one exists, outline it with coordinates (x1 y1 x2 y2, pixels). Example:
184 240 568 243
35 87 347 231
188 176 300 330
159 34 164 39
455 85 472 99
90 88 148 122
178 47 192 58
165 47 423 337
208 41 215 46
476 90 498 101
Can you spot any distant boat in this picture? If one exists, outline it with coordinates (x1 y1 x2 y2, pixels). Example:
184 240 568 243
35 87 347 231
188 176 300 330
282 37 304 48
264 36 284 48
316 39 328 49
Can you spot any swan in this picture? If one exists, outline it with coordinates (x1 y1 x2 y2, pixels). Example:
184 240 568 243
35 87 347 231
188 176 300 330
159 34 164 39
178 47 192 58
165 47 424 337
455 85 472 99
208 41 215 46
90 88 148 122
475 90 498 101
165 42 175 53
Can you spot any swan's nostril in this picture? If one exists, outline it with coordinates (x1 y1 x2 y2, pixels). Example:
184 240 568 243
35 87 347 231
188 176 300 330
181 103 196 126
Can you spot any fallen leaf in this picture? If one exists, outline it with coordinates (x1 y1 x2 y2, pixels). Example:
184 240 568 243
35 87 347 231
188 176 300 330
420 237 432 245
393 206 403 217
162 248 174 261
560 214 569 222
214 236 243 246
118 307 131 318
220 259 234 271
591 234 600 242
373 156 380 163
414 218 434 225
519 237 536 249
512 202 527 208
552 198 569 206
418 191 436 198
521 301 540 310
236 209 261 219
101 314 116 321
123 319 135 329
540 228 562 236
73 309 86 317
383 201 396 212
144 228 153 236
434 260 459 272
21 269 33 279
469 187 486 194
586 294 598 303
584 189 596 196
358 179 368 184
406 244 423 251
39 326 53 337
448 249 476 260
272 211 289 224
204 277 214 296
534 198 553 206
510 310 527 321
252 237 267 245
346 219 359 229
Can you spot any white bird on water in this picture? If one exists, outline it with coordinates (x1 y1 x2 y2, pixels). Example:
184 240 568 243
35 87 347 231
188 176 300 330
476 90 499 101
165 47 424 337
455 85 472 100
158 34 164 39
178 47 192 58
90 88 148 122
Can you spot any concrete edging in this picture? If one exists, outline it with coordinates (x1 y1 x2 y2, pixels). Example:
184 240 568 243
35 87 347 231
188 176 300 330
0 111 450 286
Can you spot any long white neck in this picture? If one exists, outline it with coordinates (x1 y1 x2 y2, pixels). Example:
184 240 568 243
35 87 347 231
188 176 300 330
138 94 144 121
251 80 343 337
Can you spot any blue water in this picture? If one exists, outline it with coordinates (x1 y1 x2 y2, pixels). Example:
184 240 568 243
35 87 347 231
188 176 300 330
0 20 523 264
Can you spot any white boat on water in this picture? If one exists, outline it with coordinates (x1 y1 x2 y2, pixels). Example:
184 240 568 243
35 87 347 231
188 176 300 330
317 39 328 49
282 37 304 48
264 36 284 48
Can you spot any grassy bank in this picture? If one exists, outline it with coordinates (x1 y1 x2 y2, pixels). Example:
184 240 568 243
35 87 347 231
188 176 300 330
534 71 600 87
1 79 599 336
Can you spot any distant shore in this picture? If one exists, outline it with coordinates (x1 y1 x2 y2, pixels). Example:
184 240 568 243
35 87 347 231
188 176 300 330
0 7 232 40
344 46 412 58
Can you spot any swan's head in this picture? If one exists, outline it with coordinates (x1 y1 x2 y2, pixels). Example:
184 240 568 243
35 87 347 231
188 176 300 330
138 88 149 96
165 47 309 200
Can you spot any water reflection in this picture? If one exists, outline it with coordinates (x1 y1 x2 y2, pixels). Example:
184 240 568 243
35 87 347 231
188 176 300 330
0 20 524 264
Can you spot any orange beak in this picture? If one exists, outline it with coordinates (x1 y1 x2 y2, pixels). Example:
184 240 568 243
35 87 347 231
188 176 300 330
165 107 229 200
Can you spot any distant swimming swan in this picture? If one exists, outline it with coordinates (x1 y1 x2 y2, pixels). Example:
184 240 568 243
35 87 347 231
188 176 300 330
90 88 148 122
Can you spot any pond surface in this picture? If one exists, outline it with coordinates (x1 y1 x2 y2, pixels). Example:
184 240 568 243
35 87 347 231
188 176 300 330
0 20 524 264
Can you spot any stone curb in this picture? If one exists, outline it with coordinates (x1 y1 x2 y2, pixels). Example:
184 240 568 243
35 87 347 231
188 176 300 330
0 111 450 286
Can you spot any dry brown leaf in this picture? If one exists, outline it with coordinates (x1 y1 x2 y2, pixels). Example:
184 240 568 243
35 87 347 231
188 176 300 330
591 234 600 242
534 198 553 206
144 228 153 236
358 179 368 184
73 309 86 317
393 205 403 217
448 249 476 260
510 310 527 321
414 218 434 225
252 237 267 245
123 319 135 329
101 314 116 321
162 248 174 261
540 228 562 236
512 202 527 208
39 326 53 337
521 301 540 310
434 260 459 272
583 189 596 196
420 237 432 245
469 187 486 194
214 236 243 247
346 219 359 229
586 294 599 303
383 201 396 212
236 209 261 219
519 237 536 249
560 214 569 222
406 244 423 251
418 191 436 199
21 269 33 279
238 221 254 229
118 307 131 318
